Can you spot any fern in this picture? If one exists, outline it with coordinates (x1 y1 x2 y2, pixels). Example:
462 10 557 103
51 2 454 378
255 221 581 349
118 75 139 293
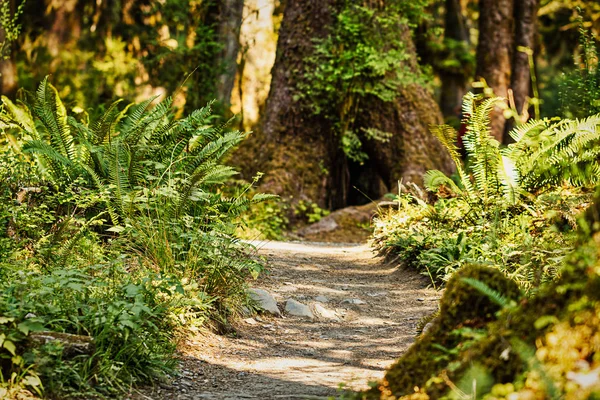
428 92 600 203
430 124 475 198
0 78 265 232
424 170 463 195
461 277 517 309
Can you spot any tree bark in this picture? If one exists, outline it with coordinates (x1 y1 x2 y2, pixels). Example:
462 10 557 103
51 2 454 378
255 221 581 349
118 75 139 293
255 0 340 209
511 0 539 125
358 25 454 192
476 0 514 142
254 0 453 210
214 0 244 106
440 0 470 118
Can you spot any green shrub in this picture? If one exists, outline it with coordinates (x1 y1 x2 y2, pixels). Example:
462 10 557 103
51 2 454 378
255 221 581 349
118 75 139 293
358 192 600 400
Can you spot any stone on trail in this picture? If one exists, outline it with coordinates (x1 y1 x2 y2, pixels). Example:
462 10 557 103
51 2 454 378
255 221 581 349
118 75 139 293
296 202 379 243
342 298 367 305
285 299 314 319
313 302 340 321
248 288 281 316
315 295 329 303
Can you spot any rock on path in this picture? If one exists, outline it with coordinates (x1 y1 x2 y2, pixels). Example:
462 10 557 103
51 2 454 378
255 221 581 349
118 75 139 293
131 241 439 400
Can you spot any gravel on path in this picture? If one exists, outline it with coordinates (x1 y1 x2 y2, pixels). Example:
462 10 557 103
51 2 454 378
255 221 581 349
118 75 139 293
131 241 439 400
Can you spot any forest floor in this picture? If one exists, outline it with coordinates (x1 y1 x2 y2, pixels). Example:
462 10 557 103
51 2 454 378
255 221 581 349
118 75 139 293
132 241 439 400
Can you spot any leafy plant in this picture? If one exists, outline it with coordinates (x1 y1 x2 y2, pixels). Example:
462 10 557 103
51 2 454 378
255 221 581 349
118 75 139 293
374 91 596 288
425 93 600 202
558 25 600 118
294 200 330 224
0 0 25 60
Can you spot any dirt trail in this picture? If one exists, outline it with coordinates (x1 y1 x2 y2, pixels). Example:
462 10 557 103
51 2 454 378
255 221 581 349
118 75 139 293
136 241 439 400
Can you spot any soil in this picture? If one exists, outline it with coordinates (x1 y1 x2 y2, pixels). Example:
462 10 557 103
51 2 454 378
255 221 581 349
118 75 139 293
131 241 439 400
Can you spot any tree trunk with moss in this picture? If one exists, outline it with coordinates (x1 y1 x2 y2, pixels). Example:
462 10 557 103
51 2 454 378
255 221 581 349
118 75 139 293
476 0 514 142
253 0 453 211
254 0 342 209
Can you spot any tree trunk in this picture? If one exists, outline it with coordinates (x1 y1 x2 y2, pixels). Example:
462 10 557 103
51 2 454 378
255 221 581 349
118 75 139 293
254 0 453 210
358 25 454 192
46 0 82 57
215 0 244 106
511 0 539 126
256 0 341 209
440 0 469 118
0 0 18 97
476 0 514 142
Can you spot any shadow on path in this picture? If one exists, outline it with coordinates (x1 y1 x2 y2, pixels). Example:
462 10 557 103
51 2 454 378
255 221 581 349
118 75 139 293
131 241 439 400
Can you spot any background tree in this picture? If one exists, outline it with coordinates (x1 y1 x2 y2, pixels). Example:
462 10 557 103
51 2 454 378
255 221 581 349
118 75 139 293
251 0 453 210
0 0 23 96
439 0 471 119
212 0 244 107
475 0 514 142
511 0 539 121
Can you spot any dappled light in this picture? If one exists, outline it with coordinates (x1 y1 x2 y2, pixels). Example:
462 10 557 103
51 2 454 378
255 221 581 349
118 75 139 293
0 0 599 399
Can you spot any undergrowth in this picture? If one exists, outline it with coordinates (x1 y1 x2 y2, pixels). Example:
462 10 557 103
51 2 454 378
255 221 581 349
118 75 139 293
0 79 267 398
373 91 598 290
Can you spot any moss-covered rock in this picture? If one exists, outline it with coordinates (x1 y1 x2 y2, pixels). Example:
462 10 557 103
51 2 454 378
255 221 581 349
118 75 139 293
437 264 521 331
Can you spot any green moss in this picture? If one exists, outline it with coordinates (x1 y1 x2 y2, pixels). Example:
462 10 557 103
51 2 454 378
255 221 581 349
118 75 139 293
359 265 522 399
438 265 521 331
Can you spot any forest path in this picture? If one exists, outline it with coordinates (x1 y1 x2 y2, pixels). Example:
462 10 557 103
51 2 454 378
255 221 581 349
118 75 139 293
135 241 438 399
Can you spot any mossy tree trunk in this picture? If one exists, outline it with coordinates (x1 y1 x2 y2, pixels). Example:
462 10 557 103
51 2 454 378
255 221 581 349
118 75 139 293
255 0 343 209
255 0 453 210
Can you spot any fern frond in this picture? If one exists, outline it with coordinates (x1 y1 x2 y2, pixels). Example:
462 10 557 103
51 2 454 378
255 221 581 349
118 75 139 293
508 118 549 145
1 96 37 138
22 139 75 181
461 277 516 308
119 96 158 135
250 193 279 203
106 140 132 212
497 152 521 204
423 170 463 195
56 212 108 260
34 77 75 161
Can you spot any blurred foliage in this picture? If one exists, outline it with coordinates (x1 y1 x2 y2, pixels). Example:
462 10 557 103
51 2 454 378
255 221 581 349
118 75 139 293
15 0 225 115
0 0 26 60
